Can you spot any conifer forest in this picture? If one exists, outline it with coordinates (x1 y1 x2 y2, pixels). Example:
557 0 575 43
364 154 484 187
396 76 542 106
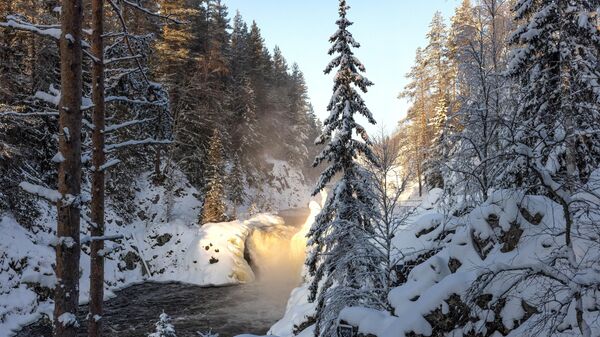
2 1 600 337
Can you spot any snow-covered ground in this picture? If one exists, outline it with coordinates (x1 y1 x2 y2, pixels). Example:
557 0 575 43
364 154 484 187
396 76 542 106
273 172 600 337
269 186 438 337
0 161 313 337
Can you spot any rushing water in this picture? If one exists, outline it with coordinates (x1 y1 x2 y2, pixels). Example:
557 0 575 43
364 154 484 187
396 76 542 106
17 281 296 337
16 208 310 337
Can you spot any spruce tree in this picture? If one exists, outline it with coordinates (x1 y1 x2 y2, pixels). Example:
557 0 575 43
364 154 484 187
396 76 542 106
228 153 246 208
286 63 311 166
272 46 289 85
400 47 430 196
201 129 227 224
230 11 250 76
148 312 177 337
306 1 384 336
247 21 269 104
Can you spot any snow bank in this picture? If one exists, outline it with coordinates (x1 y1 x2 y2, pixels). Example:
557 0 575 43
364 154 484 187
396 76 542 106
0 215 55 335
280 184 600 337
148 214 287 286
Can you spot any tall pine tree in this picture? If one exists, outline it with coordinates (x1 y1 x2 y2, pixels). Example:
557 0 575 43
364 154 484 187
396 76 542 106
307 1 384 336
422 11 451 189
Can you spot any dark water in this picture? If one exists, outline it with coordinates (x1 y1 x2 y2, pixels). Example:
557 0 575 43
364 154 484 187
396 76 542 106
16 208 310 337
17 281 295 337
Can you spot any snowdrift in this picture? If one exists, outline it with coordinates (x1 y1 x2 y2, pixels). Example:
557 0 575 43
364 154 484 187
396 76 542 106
275 185 600 337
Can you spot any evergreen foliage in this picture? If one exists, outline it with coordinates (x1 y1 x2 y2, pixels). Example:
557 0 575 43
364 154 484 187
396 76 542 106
393 2 600 334
0 0 321 220
228 153 247 208
307 1 385 336
148 312 177 337
505 0 600 190
201 129 227 225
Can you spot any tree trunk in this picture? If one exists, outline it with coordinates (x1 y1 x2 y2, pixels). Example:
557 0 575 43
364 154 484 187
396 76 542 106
54 0 83 337
154 107 163 179
417 160 423 197
89 0 105 336
154 148 162 178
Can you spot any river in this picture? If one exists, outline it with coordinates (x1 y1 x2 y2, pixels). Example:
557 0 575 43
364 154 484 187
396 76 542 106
17 281 296 337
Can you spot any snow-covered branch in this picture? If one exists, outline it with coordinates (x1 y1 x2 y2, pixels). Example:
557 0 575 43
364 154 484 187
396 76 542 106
94 159 121 172
0 15 61 39
104 138 171 152
104 119 152 134
122 0 184 24
81 234 124 244
34 88 94 110
19 182 62 203
0 111 58 117
105 96 167 106
105 54 143 65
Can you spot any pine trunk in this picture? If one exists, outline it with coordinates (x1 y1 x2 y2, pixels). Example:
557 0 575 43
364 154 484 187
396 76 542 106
417 160 423 197
54 0 83 336
154 149 161 177
89 0 105 336
154 111 162 178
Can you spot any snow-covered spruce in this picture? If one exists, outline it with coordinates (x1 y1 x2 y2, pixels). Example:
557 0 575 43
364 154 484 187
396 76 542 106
306 1 384 337
504 0 600 191
149 312 176 337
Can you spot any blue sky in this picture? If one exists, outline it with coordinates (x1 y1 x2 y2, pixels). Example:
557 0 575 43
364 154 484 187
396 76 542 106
225 0 461 134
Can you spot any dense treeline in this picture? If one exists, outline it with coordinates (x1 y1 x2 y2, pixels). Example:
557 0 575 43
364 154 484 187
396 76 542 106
399 0 600 208
0 0 321 224
300 1 600 336
391 0 600 335
156 1 321 189
0 2 320 336
398 0 513 199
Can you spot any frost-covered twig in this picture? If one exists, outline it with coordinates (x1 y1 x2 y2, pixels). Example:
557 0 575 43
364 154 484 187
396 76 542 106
122 0 185 24
104 138 171 152
0 111 59 117
81 235 124 244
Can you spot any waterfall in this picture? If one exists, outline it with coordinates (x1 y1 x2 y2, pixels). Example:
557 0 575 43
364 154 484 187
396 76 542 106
245 223 304 285
241 205 320 303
